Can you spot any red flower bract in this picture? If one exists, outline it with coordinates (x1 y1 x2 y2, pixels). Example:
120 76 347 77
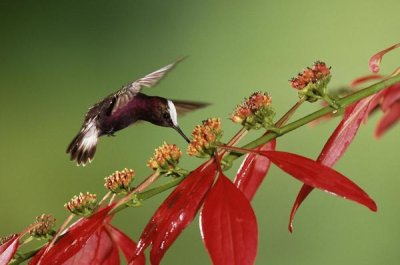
130 161 218 265
200 172 258 265
259 150 377 216
61 226 119 265
106 225 143 263
234 139 276 201
350 74 384 87
288 97 378 230
0 234 19 265
30 206 112 264
369 42 400 73
376 101 400 137
29 206 143 265
289 70 400 231
381 84 400 111
349 74 400 137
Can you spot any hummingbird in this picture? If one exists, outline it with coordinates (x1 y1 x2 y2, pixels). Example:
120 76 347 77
66 59 208 166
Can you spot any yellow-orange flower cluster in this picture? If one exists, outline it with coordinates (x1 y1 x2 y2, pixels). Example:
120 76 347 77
0 234 17 245
64 192 98 216
29 214 56 238
147 142 182 172
187 118 222 157
104 168 135 194
290 61 331 90
231 92 275 129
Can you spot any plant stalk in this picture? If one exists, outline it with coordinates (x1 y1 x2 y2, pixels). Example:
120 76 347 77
223 74 400 164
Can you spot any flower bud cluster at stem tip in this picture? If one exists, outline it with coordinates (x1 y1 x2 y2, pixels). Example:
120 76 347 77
64 192 98 216
104 168 135 194
187 118 223 158
147 142 182 174
29 214 56 238
0 234 17 245
231 92 275 129
290 61 333 104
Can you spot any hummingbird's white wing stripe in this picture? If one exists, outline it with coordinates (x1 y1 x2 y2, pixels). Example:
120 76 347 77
167 100 179 127
111 58 185 115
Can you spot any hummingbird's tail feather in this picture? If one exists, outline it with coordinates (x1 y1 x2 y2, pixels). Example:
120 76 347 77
66 121 99 166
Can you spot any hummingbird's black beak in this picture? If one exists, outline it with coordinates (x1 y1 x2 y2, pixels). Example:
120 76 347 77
173 126 191 143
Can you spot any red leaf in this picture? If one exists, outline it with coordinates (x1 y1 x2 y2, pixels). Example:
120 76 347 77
350 74 383 87
381 84 400 112
288 184 313 233
130 161 218 265
234 140 276 201
102 243 120 265
149 161 218 265
62 227 118 265
28 245 46 265
375 101 400 138
369 42 400 73
261 151 377 211
287 95 381 231
364 91 387 122
106 224 145 264
32 206 113 265
0 234 19 265
318 97 376 167
200 173 258 265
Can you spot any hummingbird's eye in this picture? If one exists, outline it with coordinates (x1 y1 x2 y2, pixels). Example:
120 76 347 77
163 112 170 119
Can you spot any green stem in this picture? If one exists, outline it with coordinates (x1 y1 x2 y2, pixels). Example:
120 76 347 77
223 74 400 164
137 177 185 200
110 177 186 214
275 97 306 128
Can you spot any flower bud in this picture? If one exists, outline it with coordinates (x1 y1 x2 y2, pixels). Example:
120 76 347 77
104 168 135 194
64 192 98 216
147 142 182 173
0 234 17 245
290 61 332 102
187 118 223 157
230 92 275 129
29 214 56 238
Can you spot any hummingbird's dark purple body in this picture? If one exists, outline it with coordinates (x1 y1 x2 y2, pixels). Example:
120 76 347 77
99 93 163 135
67 60 208 166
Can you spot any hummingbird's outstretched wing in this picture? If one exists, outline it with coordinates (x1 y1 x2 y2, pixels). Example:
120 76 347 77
172 100 210 116
111 58 185 115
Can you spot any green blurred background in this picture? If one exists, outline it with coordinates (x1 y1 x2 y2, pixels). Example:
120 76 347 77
0 0 399 264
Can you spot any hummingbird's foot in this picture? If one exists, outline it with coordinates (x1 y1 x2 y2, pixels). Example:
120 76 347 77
107 132 116 137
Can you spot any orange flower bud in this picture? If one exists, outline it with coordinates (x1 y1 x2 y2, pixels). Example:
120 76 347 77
64 192 98 216
104 168 135 194
0 234 18 245
187 118 222 157
290 61 331 90
231 92 275 129
29 214 56 238
147 142 182 172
